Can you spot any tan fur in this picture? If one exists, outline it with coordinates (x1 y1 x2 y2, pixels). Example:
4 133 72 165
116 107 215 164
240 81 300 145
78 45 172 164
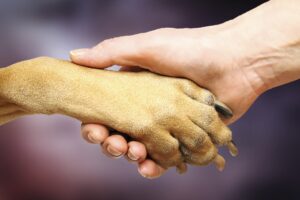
0 57 237 173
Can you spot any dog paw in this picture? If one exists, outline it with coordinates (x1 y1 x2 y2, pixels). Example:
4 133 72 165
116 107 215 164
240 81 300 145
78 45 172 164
118 74 238 173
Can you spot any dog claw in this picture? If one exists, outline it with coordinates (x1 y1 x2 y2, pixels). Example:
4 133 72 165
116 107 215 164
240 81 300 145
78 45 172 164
228 141 238 157
213 154 226 171
176 163 188 174
214 100 233 119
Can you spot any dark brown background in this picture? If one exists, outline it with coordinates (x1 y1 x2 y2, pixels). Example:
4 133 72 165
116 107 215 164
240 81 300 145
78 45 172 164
0 0 299 200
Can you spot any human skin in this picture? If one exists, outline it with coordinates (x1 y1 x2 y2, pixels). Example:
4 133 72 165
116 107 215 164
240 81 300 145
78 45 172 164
70 0 300 178
0 57 237 173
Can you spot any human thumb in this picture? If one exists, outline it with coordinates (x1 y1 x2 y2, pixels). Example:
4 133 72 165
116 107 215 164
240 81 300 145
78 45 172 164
70 47 113 69
70 36 143 69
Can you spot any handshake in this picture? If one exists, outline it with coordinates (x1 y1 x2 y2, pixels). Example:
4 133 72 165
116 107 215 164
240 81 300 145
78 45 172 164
0 57 237 175
1 0 298 179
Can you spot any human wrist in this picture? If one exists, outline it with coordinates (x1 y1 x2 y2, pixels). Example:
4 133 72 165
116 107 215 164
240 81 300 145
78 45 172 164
229 0 300 93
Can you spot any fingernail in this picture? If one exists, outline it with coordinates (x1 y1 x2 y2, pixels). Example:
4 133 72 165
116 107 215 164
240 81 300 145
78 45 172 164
70 48 89 57
107 146 123 157
138 167 150 179
138 166 158 179
87 132 100 144
128 150 138 161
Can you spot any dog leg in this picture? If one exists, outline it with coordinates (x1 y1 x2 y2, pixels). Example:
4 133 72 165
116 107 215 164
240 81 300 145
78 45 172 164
0 57 238 172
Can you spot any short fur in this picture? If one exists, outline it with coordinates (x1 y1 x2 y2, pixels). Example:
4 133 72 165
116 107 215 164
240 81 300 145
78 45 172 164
0 57 237 173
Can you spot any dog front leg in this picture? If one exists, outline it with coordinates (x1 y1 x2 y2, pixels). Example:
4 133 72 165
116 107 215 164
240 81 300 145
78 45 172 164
0 69 28 125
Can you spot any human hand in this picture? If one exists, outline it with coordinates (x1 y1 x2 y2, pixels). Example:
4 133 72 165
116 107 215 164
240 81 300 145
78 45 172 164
70 16 258 180
71 0 300 178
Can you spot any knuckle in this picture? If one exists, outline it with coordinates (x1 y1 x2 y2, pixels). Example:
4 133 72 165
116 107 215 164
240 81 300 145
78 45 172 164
97 38 120 56
100 38 117 48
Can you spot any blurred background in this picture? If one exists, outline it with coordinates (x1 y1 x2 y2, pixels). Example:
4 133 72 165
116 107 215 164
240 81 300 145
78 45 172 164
0 0 299 200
